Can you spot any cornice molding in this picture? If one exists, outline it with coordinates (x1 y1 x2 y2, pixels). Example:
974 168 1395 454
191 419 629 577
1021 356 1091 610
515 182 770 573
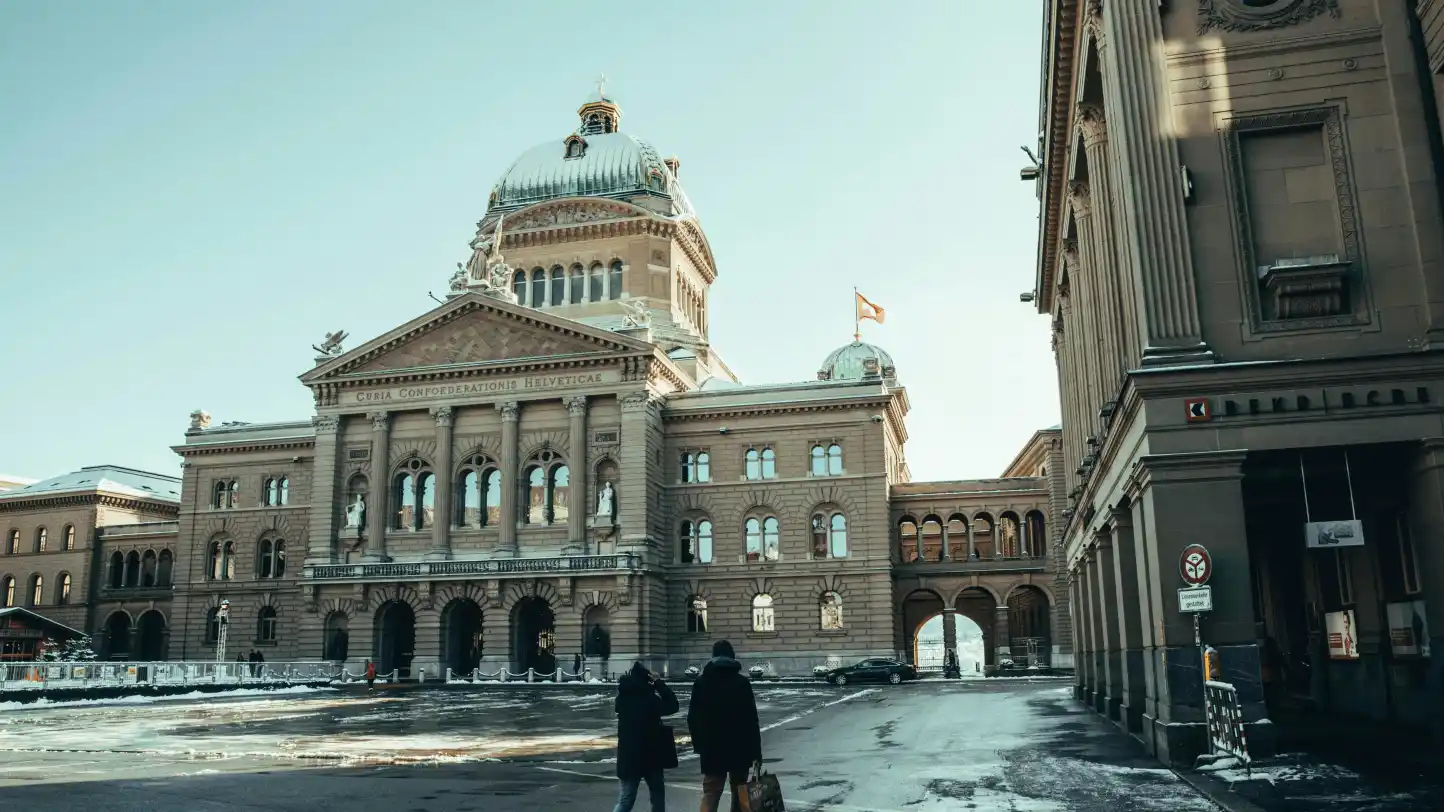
174 437 316 458
0 492 179 517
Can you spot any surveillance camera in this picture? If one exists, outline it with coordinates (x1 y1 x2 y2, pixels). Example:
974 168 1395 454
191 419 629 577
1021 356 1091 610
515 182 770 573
1020 167 1040 181
871 415 884 423
718 427 728 434
291 456 301 463
1019 291 1036 303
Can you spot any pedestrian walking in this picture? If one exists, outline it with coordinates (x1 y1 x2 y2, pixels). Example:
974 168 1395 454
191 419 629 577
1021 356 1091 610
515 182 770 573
611 661 678 812
365 658 377 692
254 650 265 679
573 652 582 676
687 640 762 812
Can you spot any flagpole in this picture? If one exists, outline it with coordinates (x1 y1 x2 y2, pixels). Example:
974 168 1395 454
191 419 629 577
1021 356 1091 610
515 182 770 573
853 286 861 342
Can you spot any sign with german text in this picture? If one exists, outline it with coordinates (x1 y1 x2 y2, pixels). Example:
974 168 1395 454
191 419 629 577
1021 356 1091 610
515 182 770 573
1178 586 1213 613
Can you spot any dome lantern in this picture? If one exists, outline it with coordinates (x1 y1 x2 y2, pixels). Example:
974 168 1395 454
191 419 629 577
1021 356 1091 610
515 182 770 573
578 74 621 135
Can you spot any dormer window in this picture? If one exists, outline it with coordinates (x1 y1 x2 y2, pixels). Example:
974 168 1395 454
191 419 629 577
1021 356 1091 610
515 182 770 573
564 134 587 160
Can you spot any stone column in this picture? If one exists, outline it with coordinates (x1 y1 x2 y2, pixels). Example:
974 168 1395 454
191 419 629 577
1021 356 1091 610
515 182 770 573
566 397 588 548
1070 572 1086 701
1094 529 1121 721
1076 102 1138 376
1110 505 1147 734
1078 555 1097 701
364 412 390 562
967 520 976 559
1134 451 1259 765
1067 190 1105 439
497 401 520 555
1098 0 1210 365
1406 439 1444 745
428 406 454 561
305 415 341 566
942 608 958 672
993 605 1011 668
939 523 951 561
618 393 655 551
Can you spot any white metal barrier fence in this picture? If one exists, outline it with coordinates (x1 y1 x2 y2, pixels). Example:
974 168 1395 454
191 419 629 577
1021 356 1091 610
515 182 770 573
1 661 342 691
445 667 595 683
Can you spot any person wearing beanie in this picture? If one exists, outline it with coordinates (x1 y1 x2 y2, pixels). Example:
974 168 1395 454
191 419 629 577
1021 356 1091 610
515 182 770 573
611 660 679 811
686 640 762 811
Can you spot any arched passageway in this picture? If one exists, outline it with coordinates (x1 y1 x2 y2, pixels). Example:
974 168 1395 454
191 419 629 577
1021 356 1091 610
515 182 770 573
954 588 996 669
105 612 131 660
442 599 483 676
374 601 415 678
323 612 349 661
136 610 166 660
914 613 987 676
511 597 556 675
901 589 944 665
1007 586 1052 667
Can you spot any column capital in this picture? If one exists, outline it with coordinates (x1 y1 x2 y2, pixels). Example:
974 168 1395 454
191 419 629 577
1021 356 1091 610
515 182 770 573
431 405 454 427
496 401 520 422
1068 180 1092 216
1061 240 1080 272
312 414 340 435
566 396 588 416
1106 503 1133 529
1127 450 1247 494
369 412 389 431
1075 102 1108 147
620 392 654 413
1092 526 1113 549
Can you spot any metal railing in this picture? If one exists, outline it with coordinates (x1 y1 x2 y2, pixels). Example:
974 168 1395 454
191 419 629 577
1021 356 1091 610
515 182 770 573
1 661 341 691
306 553 638 581
445 667 594 683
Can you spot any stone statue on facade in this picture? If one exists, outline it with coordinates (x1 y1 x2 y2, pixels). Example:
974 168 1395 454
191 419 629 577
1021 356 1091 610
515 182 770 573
460 215 517 303
345 493 366 530
312 330 349 357
189 409 212 431
448 262 469 293
619 299 650 329
597 482 614 517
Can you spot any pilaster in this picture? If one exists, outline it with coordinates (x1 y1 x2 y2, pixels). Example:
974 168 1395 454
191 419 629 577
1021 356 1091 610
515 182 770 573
364 412 390 562
498 401 520 555
428 406 454 561
566 396 588 548
1098 0 1211 365
1077 102 1138 375
1094 528 1121 720
1109 505 1146 734
619 393 654 552
1406 439 1444 744
307 415 340 565
993 604 1011 666
1068 186 1105 440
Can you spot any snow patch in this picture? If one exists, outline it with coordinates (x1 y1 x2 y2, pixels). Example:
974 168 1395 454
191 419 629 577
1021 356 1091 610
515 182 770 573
0 685 336 711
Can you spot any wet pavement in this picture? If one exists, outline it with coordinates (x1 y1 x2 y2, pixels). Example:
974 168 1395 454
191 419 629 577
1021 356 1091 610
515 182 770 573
0 678 1237 811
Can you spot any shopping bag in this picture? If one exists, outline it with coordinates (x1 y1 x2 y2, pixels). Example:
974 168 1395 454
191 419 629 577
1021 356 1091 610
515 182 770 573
654 725 679 769
747 767 786 812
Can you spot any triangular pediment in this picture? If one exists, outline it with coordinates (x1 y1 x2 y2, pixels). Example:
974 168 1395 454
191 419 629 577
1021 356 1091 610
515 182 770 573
303 293 652 383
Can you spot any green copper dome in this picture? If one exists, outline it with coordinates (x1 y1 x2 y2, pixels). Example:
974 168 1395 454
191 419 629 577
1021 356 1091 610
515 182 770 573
818 341 897 381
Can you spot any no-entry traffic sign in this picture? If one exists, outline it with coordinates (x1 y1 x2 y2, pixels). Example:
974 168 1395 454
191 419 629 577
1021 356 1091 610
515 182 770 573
1180 544 1212 587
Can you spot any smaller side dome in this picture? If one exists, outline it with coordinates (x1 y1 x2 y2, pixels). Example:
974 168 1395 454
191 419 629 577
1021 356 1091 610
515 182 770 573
818 341 897 382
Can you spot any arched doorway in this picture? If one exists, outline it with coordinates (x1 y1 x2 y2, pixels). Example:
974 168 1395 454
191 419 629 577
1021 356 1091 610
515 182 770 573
511 597 556 675
914 613 987 676
442 599 483 676
901 589 944 666
323 612 349 661
105 612 131 660
1007 586 1052 667
954 587 996 670
136 610 167 661
374 601 415 678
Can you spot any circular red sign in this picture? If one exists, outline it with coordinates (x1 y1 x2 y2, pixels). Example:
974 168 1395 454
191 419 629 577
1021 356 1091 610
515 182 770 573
1180 544 1212 586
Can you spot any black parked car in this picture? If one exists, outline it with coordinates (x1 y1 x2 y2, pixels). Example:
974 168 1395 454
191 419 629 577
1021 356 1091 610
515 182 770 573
820 658 919 686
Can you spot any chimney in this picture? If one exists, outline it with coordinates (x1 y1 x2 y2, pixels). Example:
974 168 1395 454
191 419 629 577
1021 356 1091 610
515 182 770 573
664 156 680 178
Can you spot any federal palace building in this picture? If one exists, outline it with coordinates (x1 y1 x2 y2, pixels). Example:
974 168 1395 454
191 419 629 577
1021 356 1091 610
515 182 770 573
0 92 1069 678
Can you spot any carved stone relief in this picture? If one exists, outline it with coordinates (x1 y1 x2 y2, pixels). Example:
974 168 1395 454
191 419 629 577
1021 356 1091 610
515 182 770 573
1197 0 1341 35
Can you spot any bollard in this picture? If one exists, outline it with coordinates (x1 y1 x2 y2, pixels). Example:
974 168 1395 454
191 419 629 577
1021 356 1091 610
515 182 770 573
445 667 452 682
584 668 592 683
528 667 535 683
419 668 426 684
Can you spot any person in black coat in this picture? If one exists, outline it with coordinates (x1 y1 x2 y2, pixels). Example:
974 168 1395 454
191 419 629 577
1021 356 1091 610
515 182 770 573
612 661 679 812
687 640 762 812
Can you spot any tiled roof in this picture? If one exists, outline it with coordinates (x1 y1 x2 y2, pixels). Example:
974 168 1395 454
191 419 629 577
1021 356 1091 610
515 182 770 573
0 465 181 503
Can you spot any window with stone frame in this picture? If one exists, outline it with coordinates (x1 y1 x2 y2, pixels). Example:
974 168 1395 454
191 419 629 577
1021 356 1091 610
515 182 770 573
206 608 221 644
34 527 46 553
745 516 780 563
589 263 605 301
263 476 290 507
108 551 124 588
157 550 174 587
27 574 41 607
751 594 775 632
680 519 714 564
63 524 75 551
257 538 286 579
897 518 919 563
522 450 569 525
810 443 843 476
5 530 15 555
257 606 278 643
811 512 848 559
686 596 709 633
208 538 235 581
213 480 238 509
1398 514 1422 595
1221 106 1370 332
392 458 435 530
744 447 776 481
569 264 585 304
680 451 711 483
608 260 623 300
820 591 843 630
530 267 546 307
140 549 157 586
58 572 71 605
456 455 501 528
1 575 12 607
513 269 527 301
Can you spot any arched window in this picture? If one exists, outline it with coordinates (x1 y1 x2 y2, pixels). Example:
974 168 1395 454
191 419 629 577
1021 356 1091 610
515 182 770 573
454 453 496 528
483 469 501 526
206 608 221 644
745 449 761 481
257 606 278 643
751 594 775 632
258 539 274 578
157 550 173 587
109 551 124 588
140 549 157 587
811 514 828 558
680 519 714 565
523 451 566 525
696 452 711 483
35 527 47 553
761 448 776 479
811 512 848 558
745 518 762 562
550 465 570 523
513 269 527 301
123 551 140 588
696 520 713 563
1025 511 1046 557
1 575 12 607
208 540 230 581
589 263 604 301
680 452 694 483
827 444 843 475
566 138 584 158
898 519 920 563
524 466 545 524
63 525 75 551
6 529 16 555
820 591 844 630
279 477 289 505
213 481 227 508
223 541 236 580
569 264 585 304
28 574 42 607
530 267 546 307
687 596 708 633
418 472 436 529
394 472 416 529
273 541 286 578
392 458 432 530
459 468 479 527
549 265 565 306
58 573 72 605
830 514 848 558
746 516 780 562
264 477 290 506
810 445 826 475
608 260 623 299
227 480 238 508
345 475 368 531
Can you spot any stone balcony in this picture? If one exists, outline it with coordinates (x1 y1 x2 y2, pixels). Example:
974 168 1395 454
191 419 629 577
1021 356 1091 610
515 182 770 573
894 555 1048 576
302 552 641 583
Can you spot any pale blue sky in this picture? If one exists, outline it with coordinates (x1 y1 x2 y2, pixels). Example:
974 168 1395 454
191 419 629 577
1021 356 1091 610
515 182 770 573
0 1 1055 483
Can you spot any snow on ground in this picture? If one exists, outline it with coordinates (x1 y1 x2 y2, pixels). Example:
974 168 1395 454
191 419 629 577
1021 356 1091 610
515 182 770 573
0 685 335 711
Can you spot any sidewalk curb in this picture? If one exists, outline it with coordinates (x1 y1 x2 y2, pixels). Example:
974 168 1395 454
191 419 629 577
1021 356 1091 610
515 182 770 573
1171 767 1269 812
